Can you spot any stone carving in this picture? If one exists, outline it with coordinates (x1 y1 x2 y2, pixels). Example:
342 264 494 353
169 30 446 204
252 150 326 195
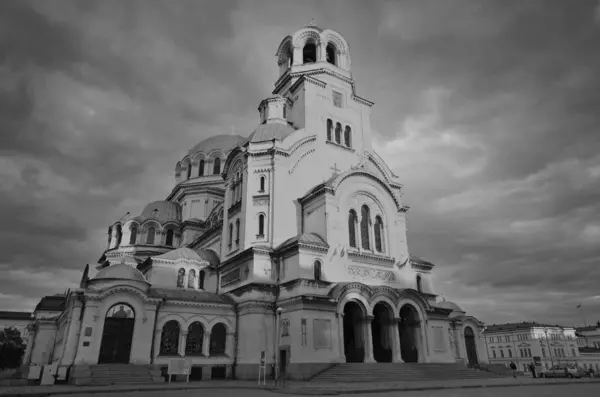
347 265 398 283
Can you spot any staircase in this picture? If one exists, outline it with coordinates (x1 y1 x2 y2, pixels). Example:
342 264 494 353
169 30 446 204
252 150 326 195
311 363 504 383
68 364 164 386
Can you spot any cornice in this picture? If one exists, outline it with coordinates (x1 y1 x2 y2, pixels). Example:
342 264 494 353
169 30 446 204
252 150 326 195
347 250 395 266
227 283 278 298
166 181 225 201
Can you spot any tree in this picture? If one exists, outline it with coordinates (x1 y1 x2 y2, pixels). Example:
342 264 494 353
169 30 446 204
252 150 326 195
0 327 25 370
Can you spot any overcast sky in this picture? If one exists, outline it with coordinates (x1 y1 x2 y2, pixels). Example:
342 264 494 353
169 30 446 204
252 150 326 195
1 0 599 327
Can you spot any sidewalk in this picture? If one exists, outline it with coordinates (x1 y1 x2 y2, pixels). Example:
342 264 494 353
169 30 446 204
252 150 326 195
1 377 599 397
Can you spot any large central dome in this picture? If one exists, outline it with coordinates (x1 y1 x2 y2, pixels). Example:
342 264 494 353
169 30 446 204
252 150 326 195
189 134 247 156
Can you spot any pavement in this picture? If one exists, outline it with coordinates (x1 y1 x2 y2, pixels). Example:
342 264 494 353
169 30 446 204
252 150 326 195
0 377 599 397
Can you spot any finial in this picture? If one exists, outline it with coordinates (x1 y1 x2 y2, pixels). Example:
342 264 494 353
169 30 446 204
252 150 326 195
308 17 316 26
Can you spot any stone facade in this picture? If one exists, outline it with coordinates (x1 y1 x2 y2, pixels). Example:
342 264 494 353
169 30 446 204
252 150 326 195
22 25 488 381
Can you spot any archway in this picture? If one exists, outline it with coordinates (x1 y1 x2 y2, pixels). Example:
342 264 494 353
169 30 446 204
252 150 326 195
398 304 421 363
372 302 394 362
464 326 479 367
98 303 135 364
343 301 366 363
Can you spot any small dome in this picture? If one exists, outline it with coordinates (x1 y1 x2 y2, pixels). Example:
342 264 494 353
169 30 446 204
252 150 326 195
94 264 147 283
139 201 181 223
247 123 295 143
189 134 247 157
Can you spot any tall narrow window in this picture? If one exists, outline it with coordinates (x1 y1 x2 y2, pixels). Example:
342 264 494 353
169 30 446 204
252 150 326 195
146 227 155 244
335 122 341 144
348 210 357 248
116 225 122 247
326 44 336 65
258 214 265 237
165 229 174 246
326 119 333 141
198 160 205 176
416 275 423 293
213 157 221 174
235 218 240 244
360 205 370 250
314 261 322 281
199 270 205 289
303 41 316 63
283 104 287 119
260 176 266 192
374 215 384 252
129 225 137 245
187 163 191 179
344 126 351 147
187 269 196 288
228 223 233 246
177 268 185 287
239 174 243 201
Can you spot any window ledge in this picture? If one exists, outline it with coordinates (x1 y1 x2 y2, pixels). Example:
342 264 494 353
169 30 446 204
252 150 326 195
326 140 354 152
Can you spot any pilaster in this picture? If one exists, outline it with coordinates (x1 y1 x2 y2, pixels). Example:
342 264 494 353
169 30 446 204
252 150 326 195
178 331 188 356
337 313 345 361
392 318 403 363
203 332 211 356
364 315 375 363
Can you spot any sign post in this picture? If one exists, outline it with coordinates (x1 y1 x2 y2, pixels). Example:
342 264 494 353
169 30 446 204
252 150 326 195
258 351 266 385
168 358 191 383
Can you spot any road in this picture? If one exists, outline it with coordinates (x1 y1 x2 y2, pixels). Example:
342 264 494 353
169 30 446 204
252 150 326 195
51 382 600 397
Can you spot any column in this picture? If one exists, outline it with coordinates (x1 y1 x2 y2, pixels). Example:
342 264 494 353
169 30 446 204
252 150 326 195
293 46 302 66
318 42 327 62
154 328 162 359
337 313 345 361
226 332 235 357
392 318 403 363
364 315 375 363
203 332 211 356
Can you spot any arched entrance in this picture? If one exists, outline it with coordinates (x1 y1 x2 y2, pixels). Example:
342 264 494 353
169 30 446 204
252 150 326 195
98 303 135 364
343 301 366 363
464 326 479 366
371 302 394 363
398 304 421 363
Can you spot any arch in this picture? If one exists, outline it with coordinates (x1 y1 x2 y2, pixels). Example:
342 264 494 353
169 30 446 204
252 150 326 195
198 270 206 289
275 35 293 66
464 326 479 366
165 229 174 246
98 302 136 363
326 119 333 141
159 320 180 356
129 224 138 245
372 301 394 362
416 274 423 293
374 215 384 253
333 170 404 212
344 126 352 147
313 260 322 281
303 39 317 64
177 268 185 287
398 304 423 363
343 300 366 363
259 175 266 192
258 213 265 236
115 225 122 247
360 205 371 250
293 28 321 51
213 157 222 174
326 43 337 65
348 209 358 248
106 303 135 318
209 323 227 355
198 159 205 176
188 269 196 288
185 321 204 355
145 226 156 244
335 122 342 144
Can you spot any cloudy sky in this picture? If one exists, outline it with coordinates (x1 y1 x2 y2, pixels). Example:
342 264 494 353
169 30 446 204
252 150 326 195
1 0 599 327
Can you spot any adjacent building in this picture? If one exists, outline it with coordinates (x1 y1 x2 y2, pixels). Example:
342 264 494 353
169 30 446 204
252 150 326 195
0 311 33 340
576 322 600 372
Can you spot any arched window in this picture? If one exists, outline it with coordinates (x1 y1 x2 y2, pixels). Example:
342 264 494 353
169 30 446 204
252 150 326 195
416 275 423 293
326 119 333 141
360 205 371 250
116 225 122 247
283 104 287 119
259 176 266 192
165 229 174 246
344 126 352 147
374 215 384 252
348 210 357 248
185 322 204 355
213 157 221 174
177 268 185 287
335 122 342 144
228 223 233 246
159 320 180 356
303 40 317 63
198 160 205 176
146 226 155 244
188 269 196 288
209 323 227 355
239 174 243 201
235 218 240 244
258 214 265 237
314 261 322 281
199 270 206 289
107 227 112 246
326 43 337 65
186 163 191 179
129 225 138 245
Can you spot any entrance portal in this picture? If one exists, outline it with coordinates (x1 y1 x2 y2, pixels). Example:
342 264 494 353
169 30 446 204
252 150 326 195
343 301 365 363
98 303 135 364
464 326 479 367
371 302 393 363
398 304 420 363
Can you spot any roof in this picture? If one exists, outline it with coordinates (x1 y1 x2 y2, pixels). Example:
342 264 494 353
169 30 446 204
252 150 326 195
154 248 208 262
576 323 600 332
410 255 435 268
195 249 220 267
189 134 247 156
35 296 67 312
93 264 147 283
0 311 33 320
147 288 234 305
484 322 571 332
434 300 463 312
276 232 329 251
137 201 181 224
246 123 295 144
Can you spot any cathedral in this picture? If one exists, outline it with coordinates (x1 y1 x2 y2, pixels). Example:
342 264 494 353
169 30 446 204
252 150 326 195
23 25 488 381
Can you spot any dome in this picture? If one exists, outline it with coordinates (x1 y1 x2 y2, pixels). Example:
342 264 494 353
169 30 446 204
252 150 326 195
189 134 247 156
247 123 295 143
436 300 464 312
138 201 181 223
93 264 147 283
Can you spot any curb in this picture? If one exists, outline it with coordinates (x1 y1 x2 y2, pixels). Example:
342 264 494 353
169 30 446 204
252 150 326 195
0 385 276 397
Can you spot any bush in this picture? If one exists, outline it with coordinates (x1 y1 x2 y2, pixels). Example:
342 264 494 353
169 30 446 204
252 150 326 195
0 327 25 370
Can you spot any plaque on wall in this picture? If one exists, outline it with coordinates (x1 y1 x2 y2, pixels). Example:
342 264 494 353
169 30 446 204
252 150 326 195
313 319 331 349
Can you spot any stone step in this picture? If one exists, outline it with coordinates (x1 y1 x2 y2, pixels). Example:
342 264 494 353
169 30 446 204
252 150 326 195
69 365 165 386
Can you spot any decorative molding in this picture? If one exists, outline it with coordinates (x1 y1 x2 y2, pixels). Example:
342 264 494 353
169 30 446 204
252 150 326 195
221 268 241 288
289 148 316 175
253 168 272 174
288 136 316 156
347 250 395 267
347 265 398 284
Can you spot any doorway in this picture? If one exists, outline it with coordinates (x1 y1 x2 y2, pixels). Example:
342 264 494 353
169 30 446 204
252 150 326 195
464 326 479 367
398 304 420 363
372 302 393 363
98 303 135 364
343 301 365 363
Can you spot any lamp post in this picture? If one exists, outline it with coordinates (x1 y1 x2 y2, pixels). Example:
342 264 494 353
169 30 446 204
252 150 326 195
275 307 283 385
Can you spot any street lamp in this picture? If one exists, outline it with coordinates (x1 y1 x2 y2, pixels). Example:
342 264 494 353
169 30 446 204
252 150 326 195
275 307 283 385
